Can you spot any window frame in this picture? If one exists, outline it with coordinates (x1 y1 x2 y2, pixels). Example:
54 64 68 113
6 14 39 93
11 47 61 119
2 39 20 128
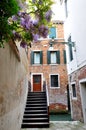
34 51 40 64
31 50 43 65
50 74 60 89
71 82 77 100
47 50 60 65
50 51 57 64
49 27 57 39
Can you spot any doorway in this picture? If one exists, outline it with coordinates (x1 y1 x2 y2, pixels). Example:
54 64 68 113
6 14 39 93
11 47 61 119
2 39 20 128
80 82 86 123
33 74 42 92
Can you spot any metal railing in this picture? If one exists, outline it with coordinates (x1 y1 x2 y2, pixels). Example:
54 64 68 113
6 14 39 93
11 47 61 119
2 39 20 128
43 81 49 121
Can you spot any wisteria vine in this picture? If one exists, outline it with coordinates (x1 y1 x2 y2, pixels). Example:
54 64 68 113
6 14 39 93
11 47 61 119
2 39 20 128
0 0 53 48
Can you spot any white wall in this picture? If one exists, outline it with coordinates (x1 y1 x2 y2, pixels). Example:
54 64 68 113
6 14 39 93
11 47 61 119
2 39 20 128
64 0 86 74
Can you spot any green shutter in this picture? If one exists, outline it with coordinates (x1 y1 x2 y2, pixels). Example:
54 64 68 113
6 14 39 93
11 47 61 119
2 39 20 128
57 51 60 64
69 43 73 61
31 51 34 64
47 51 50 64
40 51 43 64
63 50 67 64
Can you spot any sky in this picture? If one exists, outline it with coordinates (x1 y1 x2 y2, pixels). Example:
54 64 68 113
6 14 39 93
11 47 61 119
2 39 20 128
51 0 65 21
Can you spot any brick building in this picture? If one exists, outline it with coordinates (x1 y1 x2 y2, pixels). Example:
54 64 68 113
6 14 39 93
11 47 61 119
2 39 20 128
28 21 69 113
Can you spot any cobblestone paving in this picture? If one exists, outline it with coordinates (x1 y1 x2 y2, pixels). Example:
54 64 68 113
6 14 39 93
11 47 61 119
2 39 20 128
21 121 86 130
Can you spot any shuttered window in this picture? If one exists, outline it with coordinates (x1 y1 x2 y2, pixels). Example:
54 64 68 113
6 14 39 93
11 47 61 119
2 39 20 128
31 51 43 64
63 50 67 64
49 27 56 39
47 50 60 64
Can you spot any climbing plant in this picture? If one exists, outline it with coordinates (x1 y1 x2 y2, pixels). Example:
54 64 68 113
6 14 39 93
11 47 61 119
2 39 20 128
0 0 54 48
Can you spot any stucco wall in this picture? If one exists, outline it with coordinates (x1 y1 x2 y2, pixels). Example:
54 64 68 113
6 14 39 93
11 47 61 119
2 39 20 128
0 41 28 130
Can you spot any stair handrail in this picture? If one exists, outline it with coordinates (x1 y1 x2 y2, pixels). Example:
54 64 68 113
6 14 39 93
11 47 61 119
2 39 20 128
43 81 49 107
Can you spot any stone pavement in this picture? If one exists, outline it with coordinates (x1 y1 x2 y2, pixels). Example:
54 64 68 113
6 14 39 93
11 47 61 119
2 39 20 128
21 121 86 130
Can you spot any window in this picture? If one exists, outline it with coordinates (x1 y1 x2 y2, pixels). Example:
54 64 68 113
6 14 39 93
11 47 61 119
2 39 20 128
71 84 77 98
31 51 43 64
50 74 59 88
34 52 40 64
49 27 56 39
51 51 57 64
47 51 60 64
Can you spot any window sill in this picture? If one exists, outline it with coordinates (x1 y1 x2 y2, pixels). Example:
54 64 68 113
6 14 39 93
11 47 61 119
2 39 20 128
50 87 60 89
72 97 77 100
50 64 58 65
32 64 42 66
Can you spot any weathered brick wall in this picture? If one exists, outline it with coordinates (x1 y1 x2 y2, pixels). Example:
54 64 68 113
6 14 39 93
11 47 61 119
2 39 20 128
0 41 28 130
69 65 86 122
28 23 68 112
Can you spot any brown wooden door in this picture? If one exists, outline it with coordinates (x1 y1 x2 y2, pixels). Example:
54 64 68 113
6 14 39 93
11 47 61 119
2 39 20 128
33 75 41 92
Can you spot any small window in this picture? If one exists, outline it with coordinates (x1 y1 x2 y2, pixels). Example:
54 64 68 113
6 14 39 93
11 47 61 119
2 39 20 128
47 51 60 64
34 52 40 64
50 74 59 88
72 84 77 98
31 51 43 64
49 27 56 39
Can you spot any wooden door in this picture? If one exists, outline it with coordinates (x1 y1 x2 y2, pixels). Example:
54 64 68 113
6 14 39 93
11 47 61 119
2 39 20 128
33 75 41 92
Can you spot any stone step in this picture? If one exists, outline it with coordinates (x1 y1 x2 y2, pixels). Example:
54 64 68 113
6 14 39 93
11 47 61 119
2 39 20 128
26 100 46 104
23 117 48 123
26 103 47 107
25 106 47 110
24 110 47 114
27 97 46 100
23 113 48 118
21 122 49 128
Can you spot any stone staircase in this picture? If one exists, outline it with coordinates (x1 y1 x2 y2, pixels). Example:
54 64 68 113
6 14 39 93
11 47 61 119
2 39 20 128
21 92 49 128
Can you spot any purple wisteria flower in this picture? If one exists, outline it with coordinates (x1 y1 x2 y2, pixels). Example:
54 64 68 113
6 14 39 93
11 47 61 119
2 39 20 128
18 11 26 18
20 40 27 48
20 17 26 27
38 25 49 38
12 15 18 21
33 19 39 26
20 15 33 30
32 33 39 42
12 31 22 41
45 10 52 22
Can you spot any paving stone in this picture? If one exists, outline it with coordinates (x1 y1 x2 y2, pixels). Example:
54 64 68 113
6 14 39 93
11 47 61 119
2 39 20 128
21 121 86 130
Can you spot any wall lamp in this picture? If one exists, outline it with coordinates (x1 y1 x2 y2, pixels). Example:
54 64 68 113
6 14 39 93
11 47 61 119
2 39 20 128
49 37 55 50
